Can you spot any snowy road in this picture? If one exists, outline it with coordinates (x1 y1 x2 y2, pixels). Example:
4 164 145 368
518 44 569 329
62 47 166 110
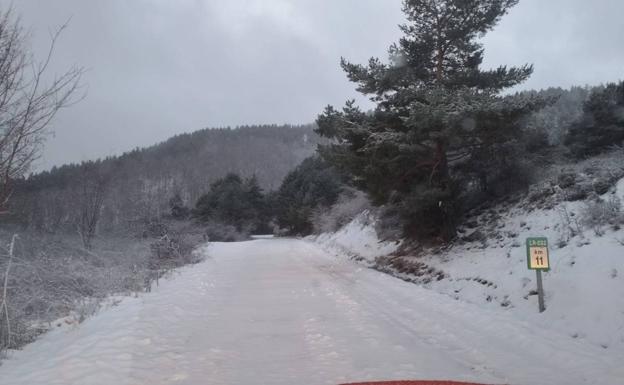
1 239 622 385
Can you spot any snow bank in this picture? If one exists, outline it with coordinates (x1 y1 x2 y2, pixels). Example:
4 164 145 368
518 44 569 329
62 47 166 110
422 205 624 351
309 211 400 263
312 179 624 353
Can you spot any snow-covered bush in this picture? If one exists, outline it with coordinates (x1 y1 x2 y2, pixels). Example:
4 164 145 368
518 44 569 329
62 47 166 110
582 195 624 235
311 188 371 234
555 205 583 247
375 205 405 243
203 221 249 242
0 222 204 355
150 233 196 268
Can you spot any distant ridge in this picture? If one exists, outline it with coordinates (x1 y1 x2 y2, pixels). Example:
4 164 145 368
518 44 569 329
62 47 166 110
10 124 322 232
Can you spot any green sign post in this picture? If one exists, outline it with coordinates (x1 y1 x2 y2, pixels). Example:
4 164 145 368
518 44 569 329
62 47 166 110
526 237 550 313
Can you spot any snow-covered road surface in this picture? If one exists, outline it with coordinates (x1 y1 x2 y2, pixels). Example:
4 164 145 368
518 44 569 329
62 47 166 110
0 239 622 385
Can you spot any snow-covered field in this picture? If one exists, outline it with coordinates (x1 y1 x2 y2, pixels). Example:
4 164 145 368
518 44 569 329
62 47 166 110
1 238 622 385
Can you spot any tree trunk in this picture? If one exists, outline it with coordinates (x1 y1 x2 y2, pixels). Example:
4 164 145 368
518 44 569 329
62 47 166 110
1 234 17 350
431 139 449 187
434 140 455 241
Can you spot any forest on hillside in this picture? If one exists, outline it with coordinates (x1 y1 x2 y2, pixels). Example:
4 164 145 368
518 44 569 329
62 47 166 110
6 124 320 235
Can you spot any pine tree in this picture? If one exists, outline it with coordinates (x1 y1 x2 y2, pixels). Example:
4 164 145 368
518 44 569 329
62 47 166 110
275 157 343 235
193 173 273 232
244 175 264 212
243 175 268 233
317 0 542 240
565 82 624 157
194 173 248 229
169 193 190 219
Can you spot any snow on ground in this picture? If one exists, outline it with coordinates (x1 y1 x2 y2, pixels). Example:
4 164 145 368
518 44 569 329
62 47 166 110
617 177 624 201
312 211 401 263
1 239 623 385
313 178 624 355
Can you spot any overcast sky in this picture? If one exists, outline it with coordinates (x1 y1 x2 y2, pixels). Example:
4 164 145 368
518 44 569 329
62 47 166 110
13 0 624 170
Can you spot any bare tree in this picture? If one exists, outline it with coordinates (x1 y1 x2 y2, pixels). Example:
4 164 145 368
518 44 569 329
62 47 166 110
0 234 17 351
0 8 84 214
77 163 108 250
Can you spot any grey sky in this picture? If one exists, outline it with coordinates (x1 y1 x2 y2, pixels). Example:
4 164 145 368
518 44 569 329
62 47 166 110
13 0 624 170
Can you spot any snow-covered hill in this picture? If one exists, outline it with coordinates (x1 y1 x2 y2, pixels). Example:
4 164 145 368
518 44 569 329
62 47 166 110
311 177 624 353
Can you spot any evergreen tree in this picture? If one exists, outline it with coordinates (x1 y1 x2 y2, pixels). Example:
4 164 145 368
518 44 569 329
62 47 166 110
169 193 190 219
565 82 624 157
316 0 542 240
275 157 343 235
194 174 248 229
243 175 270 233
193 173 271 233
244 175 264 213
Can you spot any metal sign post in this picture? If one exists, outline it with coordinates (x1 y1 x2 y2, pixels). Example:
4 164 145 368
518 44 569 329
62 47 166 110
526 237 550 313
535 269 545 313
